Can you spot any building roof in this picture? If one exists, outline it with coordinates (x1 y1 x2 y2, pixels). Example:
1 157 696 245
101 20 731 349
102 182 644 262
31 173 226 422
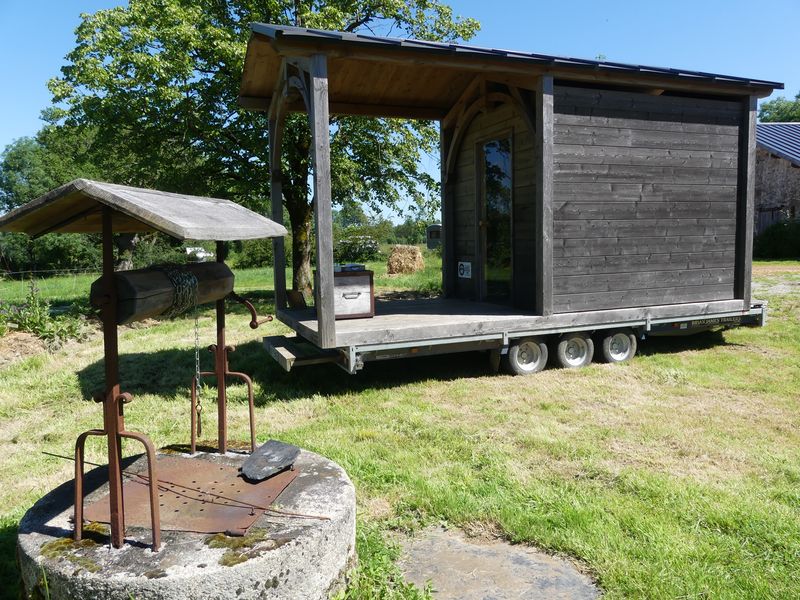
756 123 800 166
253 24 784 90
0 179 287 241
240 24 782 116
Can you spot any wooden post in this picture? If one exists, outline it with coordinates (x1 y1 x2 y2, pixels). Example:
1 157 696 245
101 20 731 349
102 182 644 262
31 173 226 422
735 95 756 307
269 61 288 312
534 75 554 316
308 54 336 348
101 207 126 548
440 123 455 297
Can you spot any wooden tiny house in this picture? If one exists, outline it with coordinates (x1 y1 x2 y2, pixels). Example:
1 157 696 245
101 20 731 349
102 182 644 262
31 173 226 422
239 24 782 374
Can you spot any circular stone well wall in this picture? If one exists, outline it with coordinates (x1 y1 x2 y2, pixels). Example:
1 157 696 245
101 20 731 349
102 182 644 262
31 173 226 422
17 449 356 600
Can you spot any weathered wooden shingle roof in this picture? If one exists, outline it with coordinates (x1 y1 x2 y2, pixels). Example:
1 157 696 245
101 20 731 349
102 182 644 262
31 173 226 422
757 123 800 166
0 179 287 241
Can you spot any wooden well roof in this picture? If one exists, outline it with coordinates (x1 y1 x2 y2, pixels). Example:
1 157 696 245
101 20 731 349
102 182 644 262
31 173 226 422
239 24 783 119
0 179 287 241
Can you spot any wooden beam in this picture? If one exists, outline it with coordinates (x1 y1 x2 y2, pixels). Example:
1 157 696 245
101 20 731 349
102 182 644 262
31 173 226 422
441 75 484 129
242 94 446 120
734 95 757 307
268 60 288 312
440 123 455 297
308 54 337 349
534 75 554 316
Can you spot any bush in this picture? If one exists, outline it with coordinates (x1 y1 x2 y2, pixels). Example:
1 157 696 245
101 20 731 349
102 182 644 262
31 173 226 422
131 234 187 268
232 238 274 269
334 232 381 263
0 281 90 347
754 219 800 259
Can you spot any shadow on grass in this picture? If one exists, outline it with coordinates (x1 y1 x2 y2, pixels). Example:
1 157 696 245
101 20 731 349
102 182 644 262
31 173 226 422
638 329 741 356
0 519 19 600
76 337 495 407
76 325 737 406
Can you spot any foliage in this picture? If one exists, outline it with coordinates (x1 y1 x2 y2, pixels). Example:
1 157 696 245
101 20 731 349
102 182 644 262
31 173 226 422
0 281 90 346
334 231 381 263
0 232 102 274
129 234 188 268
393 217 428 245
47 0 479 292
753 219 800 258
0 126 109 212
232 238 274 269
759 92 800 122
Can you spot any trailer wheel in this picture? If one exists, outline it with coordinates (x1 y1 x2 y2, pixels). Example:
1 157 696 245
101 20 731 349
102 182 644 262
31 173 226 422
502 337 549 375
555 333 594 368
600 329 637 363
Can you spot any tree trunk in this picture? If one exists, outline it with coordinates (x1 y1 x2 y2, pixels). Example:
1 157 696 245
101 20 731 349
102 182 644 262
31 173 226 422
285 193 313 295
114 233 138 271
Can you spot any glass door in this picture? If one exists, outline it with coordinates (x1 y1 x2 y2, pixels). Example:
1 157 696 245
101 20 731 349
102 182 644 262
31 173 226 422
480 137 512 302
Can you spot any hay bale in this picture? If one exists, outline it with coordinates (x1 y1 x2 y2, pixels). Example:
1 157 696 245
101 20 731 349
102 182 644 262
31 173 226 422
387 245 425 274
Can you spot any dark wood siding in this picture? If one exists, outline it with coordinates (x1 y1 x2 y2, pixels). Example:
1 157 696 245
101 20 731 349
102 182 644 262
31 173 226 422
552 85 740 312
452 102 537 307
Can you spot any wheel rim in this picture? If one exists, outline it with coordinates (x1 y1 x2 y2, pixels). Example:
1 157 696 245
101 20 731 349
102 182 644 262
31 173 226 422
516 341 542 372
608 333 631 361
563 337 589 367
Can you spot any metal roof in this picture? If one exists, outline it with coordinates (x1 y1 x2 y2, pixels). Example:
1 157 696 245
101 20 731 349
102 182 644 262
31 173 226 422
756 123 800 166
0 179 287 241
251 23 783 92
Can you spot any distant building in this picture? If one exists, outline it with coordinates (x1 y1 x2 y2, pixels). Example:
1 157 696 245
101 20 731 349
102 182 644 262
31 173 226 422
755 123 800 235
426 224 442 250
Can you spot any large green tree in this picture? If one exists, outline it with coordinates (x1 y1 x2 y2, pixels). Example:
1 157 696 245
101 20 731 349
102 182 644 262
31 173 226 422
49 0 479 291
759 92 800 122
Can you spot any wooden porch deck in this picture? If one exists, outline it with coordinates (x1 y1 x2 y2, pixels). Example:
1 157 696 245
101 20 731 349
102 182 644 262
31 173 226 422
276 297 749 348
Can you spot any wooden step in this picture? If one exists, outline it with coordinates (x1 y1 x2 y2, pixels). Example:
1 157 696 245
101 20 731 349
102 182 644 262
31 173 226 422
264 335 341 372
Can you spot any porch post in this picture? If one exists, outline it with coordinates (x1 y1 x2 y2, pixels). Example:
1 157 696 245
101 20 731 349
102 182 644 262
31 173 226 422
534 75 554 316
268 60 288 311
308 54 336 348
735 95 756 307
440 123 455 297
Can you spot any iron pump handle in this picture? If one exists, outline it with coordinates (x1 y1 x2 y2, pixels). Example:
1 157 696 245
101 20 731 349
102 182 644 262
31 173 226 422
227 292 273 329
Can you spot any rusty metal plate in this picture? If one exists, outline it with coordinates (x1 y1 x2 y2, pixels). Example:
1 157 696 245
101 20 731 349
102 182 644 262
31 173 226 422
84 455 298 535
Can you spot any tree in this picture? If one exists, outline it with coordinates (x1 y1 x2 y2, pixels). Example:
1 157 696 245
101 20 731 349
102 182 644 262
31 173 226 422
48 0 479 292
759 92 800 122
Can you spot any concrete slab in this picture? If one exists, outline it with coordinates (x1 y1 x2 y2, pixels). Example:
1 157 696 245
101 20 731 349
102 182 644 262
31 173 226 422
398 528 600 599
17 449 356 600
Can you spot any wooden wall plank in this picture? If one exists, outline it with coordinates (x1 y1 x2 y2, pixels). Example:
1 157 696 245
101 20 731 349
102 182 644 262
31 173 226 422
551 84 739 312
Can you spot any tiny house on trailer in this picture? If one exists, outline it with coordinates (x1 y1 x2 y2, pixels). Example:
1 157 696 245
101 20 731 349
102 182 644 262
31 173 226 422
239 24 782 375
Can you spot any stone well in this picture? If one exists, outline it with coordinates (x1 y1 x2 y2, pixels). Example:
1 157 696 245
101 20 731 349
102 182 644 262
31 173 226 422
17 449 356 600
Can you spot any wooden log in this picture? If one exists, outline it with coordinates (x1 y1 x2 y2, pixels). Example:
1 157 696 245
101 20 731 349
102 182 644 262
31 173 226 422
90 262 234 325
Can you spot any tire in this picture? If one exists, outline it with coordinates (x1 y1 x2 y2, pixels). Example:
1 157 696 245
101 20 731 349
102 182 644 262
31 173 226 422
554 333 594 368
502 337 549 375
600 329 637 363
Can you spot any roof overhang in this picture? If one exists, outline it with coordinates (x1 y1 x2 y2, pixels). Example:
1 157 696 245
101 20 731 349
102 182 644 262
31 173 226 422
0 179 288 241
239 24 784 120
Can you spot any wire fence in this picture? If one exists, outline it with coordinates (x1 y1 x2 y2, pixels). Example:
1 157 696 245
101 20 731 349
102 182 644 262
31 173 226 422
0 269 101 303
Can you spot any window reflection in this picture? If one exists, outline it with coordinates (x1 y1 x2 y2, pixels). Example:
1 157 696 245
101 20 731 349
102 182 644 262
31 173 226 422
484 138 512 301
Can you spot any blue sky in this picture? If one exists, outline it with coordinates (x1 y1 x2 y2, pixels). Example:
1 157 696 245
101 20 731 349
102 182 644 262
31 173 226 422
0 0 797 153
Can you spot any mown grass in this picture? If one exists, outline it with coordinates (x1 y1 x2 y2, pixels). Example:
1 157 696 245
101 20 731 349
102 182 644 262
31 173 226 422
0 261 798 599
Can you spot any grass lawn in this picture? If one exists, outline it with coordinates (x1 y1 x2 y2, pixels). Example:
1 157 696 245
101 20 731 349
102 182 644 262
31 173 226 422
0 259 799 599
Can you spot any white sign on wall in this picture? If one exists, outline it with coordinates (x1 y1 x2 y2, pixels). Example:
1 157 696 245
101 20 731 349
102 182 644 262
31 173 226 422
457 261 472 279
